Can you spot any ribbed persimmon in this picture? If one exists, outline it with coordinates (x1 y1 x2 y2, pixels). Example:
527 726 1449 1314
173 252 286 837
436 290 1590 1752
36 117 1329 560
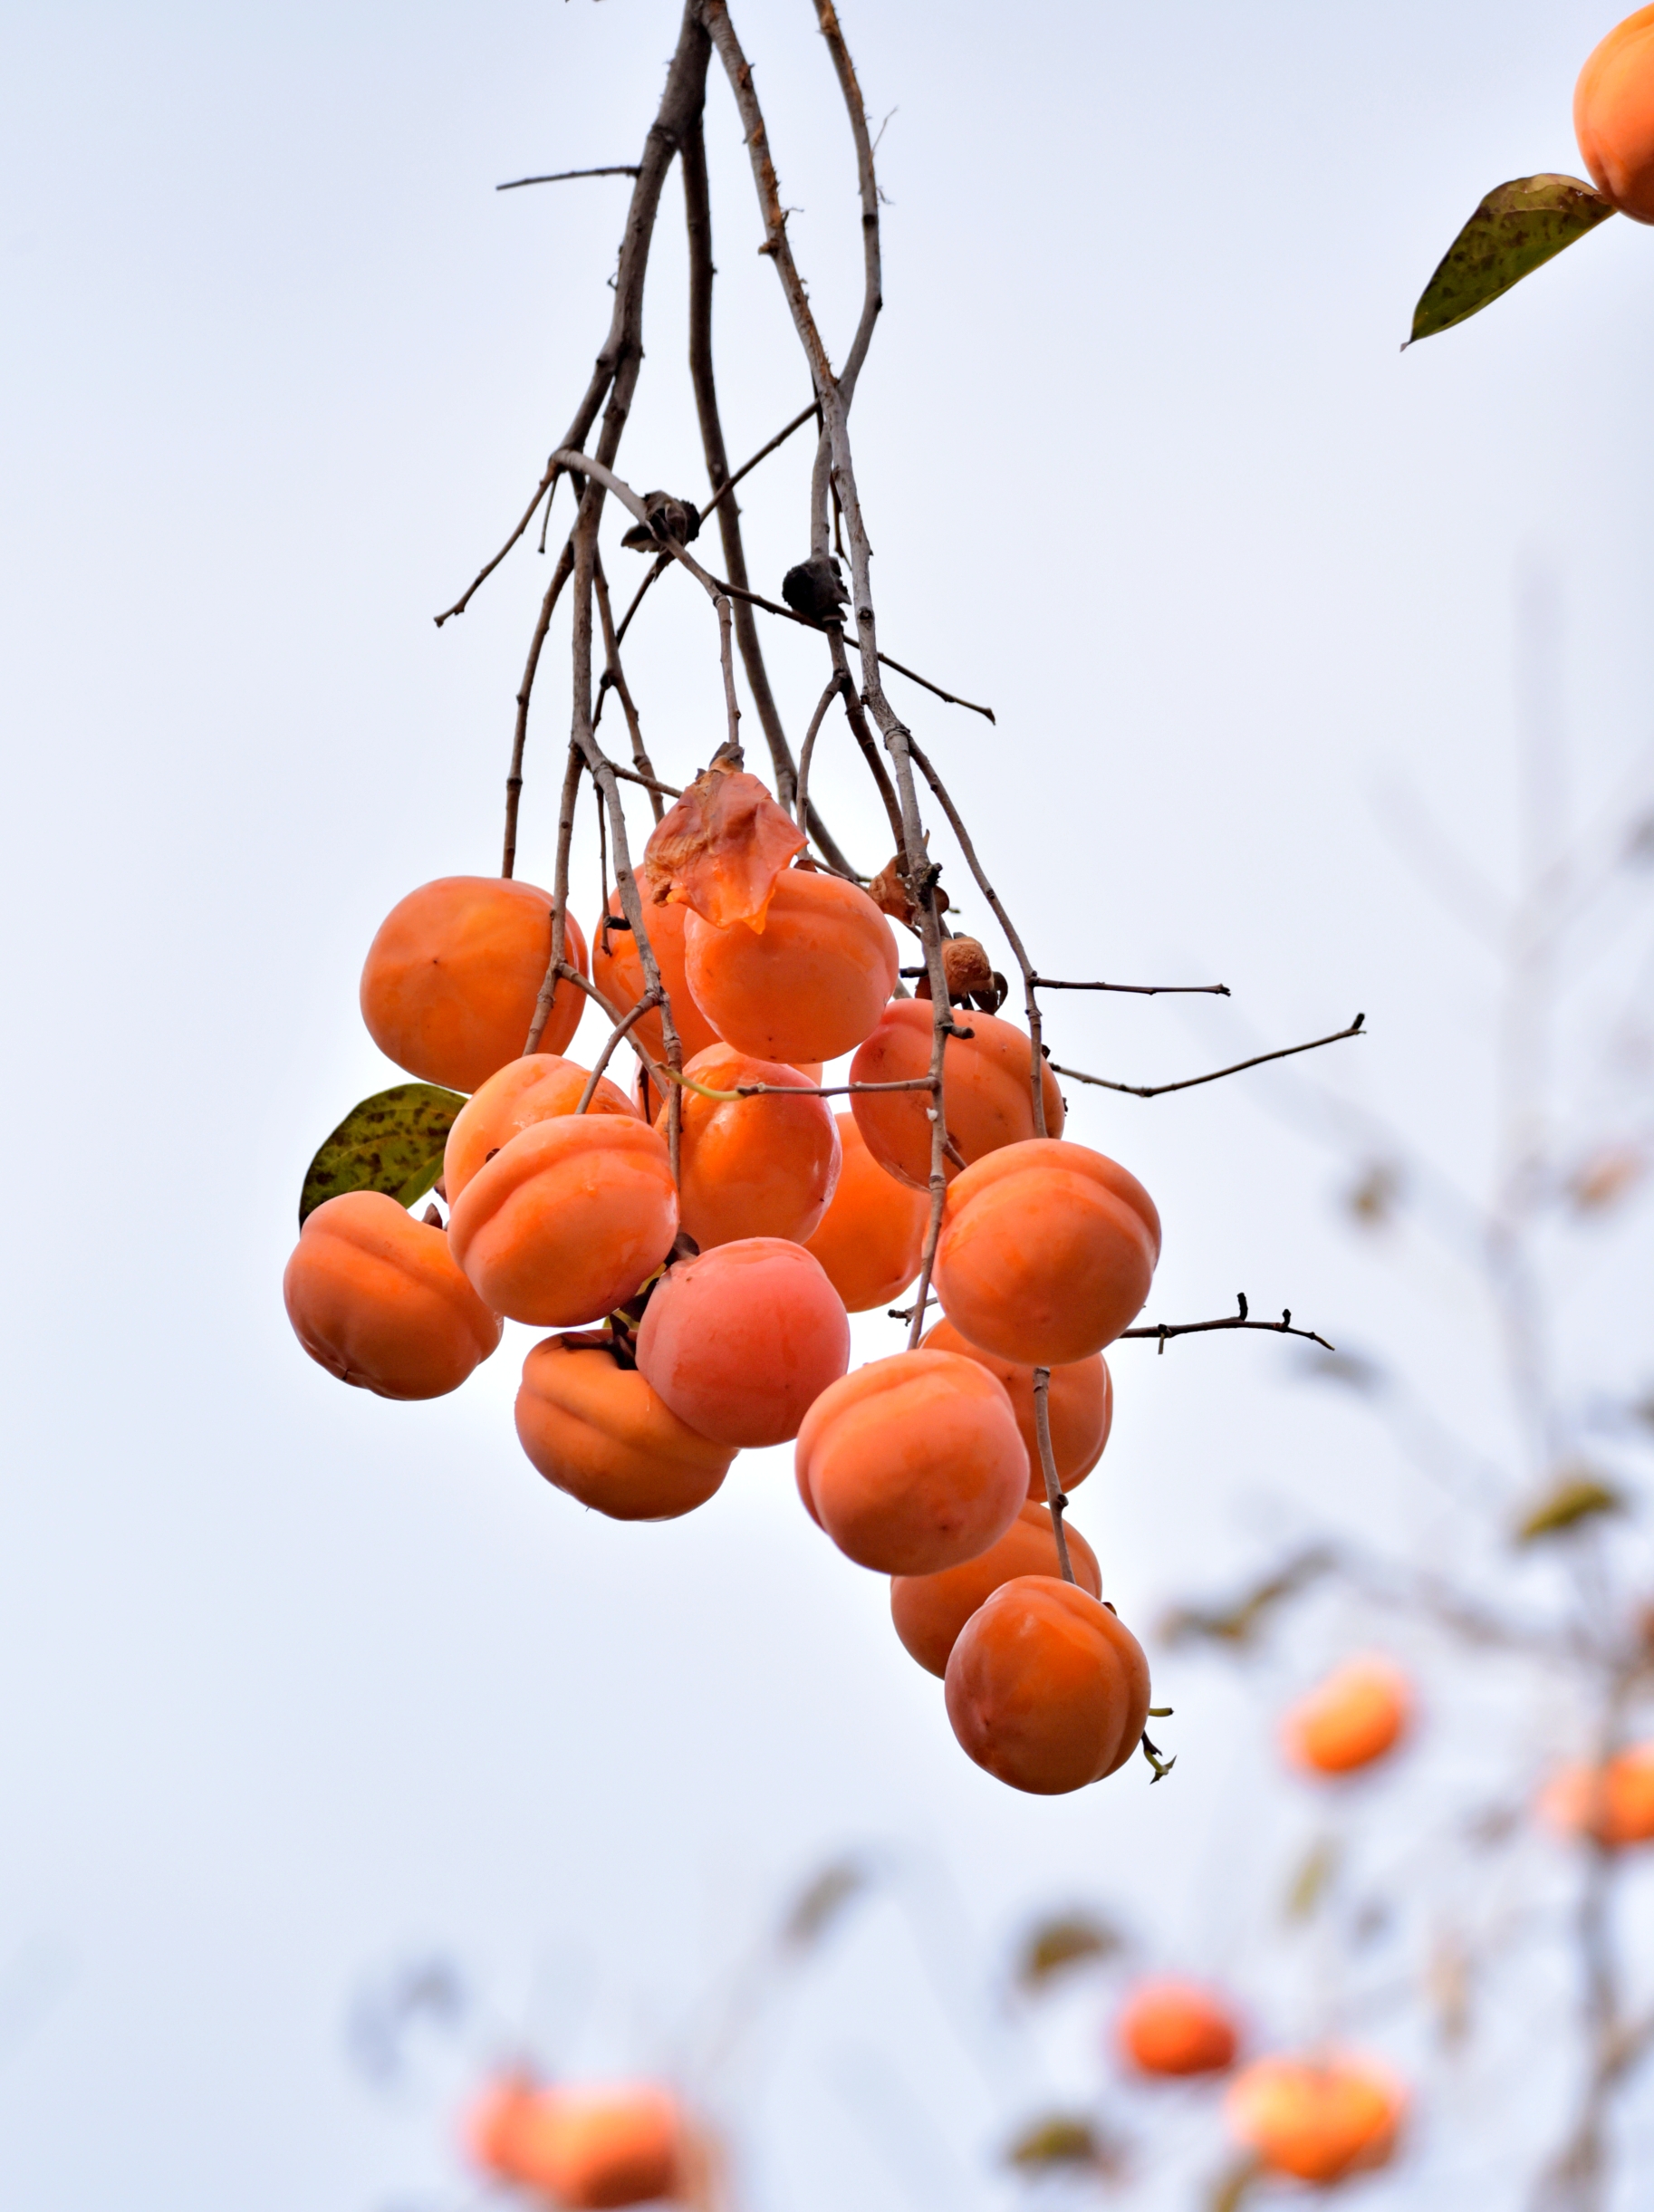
448 1116 677 1326
921 1316 1111 1501
795 1350 1027 1574
890 1503 1101 1677
443 1053 637 1201
1575 5 1654 222
284 1191 501 1399
1283 1655 1412 1776
591 890 722 1065
636 1239 850 1447
1540 1743 1654 1848
1117 1979 1240 2078
804 1113 931 1312
849 1000 1064 1191
361 876 588 1092
684 868 898 1063
664 1043 841 1249
1225 2054 1404 2185
935 1139 1160 1365
466 2075 685 2208
945 1576 1151 1794
516 1338 733 1520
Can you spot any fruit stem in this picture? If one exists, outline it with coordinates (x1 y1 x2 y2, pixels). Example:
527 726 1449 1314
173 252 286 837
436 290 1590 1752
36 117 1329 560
1032 1367 1078 1586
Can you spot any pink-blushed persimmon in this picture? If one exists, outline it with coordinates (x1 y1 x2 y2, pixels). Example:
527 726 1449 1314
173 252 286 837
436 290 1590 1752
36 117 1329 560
284 1191 501 1399
849 1000 1064 1191
1575 6 1654 222
448 1115 677 1327
515 1338 733 1521
890 1503 1101 1678
1282 1654 1412 1777
684 868 898 1064
443 1053 637 1202
1116 1979 1240 2078
795 1350 1026 1575
921 1315 1111 1501
1225 2054 1405 2185
361 876 588 1092
804 1113 931 1312
635 1239 851 1448
945 1575 1151 1794
664 1043 841 1250
591 890 722 1066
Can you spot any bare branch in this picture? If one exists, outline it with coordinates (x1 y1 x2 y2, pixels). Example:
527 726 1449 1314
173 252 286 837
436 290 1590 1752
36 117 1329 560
1120 1294 1335 1354
496 165 643 189
1053 1016 1366 1101
1033 975 1231 998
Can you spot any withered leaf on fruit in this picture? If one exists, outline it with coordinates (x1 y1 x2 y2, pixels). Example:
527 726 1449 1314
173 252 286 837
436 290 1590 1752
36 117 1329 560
643 758 805 930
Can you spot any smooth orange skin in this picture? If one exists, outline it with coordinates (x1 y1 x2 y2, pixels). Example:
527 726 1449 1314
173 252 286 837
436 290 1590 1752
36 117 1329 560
448 1115 678 1327
935 1139 1161 1366
1540 1743 1654 1848
1225 2054 1404 2186
516 1339 733 1521
443 1053 638 1201
1283 1655 1412 1776
360 877 589 1092
890 1502 1101 1677
1117 1980 1240 2078
945 1575 1151 1795
850 1000 1065 1191
635 1239 851 1447
591 890 722 1065
684 868 899 1063
795 1350 1027 1575
283 1191 501 1399
921 1316 1111 1501
664 1043 841 1250
466 2077 684 2207
1576 6 1654 222
804 1114 931 1312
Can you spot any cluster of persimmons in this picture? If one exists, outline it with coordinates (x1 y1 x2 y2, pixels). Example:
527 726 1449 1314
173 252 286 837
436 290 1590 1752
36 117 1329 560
284 761 1160 1794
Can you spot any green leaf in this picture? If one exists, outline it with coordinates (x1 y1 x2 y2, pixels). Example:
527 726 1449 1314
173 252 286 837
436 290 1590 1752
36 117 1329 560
1015 1912 1122 1990
1408 174 1616 346
1005 2115 1115 2175
1515 1469 1625 1544
299 1082 467 1226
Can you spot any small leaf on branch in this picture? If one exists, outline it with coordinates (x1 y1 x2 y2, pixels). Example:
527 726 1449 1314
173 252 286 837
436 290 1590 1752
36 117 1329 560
299 1083 466 1226
1514 1467 1625 1544
1407 174 1616 346
642 757 804 930
1005 2114 1118 2175
1015 1912 1121 1990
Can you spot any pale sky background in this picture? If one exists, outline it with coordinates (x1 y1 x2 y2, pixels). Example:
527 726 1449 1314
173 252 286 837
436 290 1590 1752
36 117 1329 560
4 2 1654 2207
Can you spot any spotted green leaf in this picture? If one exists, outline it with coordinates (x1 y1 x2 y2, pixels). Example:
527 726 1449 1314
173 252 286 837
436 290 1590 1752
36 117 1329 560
1407 174 1616 346
299 1082 467 1226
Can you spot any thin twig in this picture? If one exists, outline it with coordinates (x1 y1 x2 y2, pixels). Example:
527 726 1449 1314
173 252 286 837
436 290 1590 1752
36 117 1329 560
795 674 846 833
1120 1293 1334 1355
577 991 660 1111
1053 1016 1366 1101
437 466 561 630
496 165 643 189
1033 1369 1077 1585
1033 975 1232 998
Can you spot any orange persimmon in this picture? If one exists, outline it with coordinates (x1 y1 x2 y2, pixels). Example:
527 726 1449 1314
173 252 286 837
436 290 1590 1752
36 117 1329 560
804 1113 931 1312
591 890 722 1066
1283 1655 1412 1777
1576 5 1654 222
443 1053 637 1202
1539 1742 1654 1848
664 1043 841 1249
467 2075 686 2207
361 876 588 1092
795 1350 1027 1575
684 867 898 1063
1116 1979 1240 2078
448 1115 678 1326
934 1138 1160 1365
1225 2053 1405 2185
515 1338 734 1520
283 1191 501 1399
635 1239 851 1447
849 999 1064 1191
890 1502 1101 1677
921 1316 1111 1501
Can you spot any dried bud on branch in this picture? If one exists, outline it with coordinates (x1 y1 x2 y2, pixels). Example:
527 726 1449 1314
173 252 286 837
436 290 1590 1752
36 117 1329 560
781 553 850 622
620 489 702 553
870 852 948 928
643 757 805 930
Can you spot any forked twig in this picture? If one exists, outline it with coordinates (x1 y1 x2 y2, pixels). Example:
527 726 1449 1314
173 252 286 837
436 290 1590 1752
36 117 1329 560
1053 1016 1366 1100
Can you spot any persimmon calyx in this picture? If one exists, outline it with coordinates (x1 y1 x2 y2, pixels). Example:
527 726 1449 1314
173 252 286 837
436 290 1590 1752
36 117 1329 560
643 758 804 931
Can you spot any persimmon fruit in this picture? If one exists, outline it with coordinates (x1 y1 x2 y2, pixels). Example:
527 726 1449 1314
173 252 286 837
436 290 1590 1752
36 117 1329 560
1575 5 1654 223
890 1502 1101 1678
1283 1654 1412 1776
1225 2053 1404 2185
1540 1742 1654 1848
795 1350 1027 1574
443 1052 637 1202
665 1043 841 1249
591 890 722 1065
684 867 898 1063
921 1316 1111 1500
803 1112 931 1311
284 1191 501 1399
1116 1979 1240 2078
466 2076 685 2208
849 999 1064 1191
636 1239 851 1447
516 1337 734 1520
448 1115 678 1326
935 1138 1160 1366
360 876 588 1092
